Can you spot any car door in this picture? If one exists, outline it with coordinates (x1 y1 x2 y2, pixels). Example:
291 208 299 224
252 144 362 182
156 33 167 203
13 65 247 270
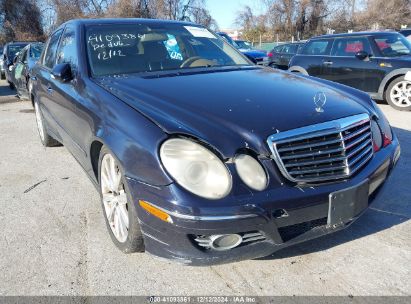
12 50 25 88
323 36 382 93
280 43 299 68
52 25 91 167
19 46 32 96
270 45 283 66
296 39 334 77
36 29 64 137
16 48 30 97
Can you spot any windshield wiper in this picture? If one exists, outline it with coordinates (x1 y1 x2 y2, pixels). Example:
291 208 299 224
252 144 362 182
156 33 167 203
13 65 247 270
141 65 258 79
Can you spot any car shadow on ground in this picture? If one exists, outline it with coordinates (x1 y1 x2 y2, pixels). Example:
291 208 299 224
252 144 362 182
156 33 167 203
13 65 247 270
259 126 410 260
0 81 19 104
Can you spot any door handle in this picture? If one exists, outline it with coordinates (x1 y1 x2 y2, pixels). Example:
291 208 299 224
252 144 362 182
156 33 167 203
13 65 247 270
323 61 333 65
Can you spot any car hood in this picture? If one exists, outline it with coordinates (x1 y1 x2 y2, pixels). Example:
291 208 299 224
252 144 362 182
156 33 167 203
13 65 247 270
96 67 372 157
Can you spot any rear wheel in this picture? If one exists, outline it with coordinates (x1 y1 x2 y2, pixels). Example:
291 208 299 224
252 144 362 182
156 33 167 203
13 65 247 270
385 76 411 111
34 101 60 147
98 146 144 253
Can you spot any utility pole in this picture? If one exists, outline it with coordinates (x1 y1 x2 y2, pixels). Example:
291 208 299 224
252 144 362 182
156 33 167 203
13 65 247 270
351 0 356 21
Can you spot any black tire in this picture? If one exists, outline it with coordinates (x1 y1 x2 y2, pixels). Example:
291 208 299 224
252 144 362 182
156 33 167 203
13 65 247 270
385 75 411 111
34 100 61 147
8 81 15 90
98 146 145 253
0 72 5 80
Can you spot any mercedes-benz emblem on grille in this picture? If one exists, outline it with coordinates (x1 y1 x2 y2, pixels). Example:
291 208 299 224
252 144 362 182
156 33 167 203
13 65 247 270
314 91 327 113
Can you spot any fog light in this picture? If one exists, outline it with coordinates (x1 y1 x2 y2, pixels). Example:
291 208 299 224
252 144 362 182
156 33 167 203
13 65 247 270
210 234 242 251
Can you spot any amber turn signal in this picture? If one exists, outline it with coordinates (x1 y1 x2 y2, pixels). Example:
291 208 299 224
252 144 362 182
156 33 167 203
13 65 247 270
139 200 173 223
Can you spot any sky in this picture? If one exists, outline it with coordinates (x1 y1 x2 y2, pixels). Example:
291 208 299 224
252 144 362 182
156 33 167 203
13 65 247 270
206 0 264 29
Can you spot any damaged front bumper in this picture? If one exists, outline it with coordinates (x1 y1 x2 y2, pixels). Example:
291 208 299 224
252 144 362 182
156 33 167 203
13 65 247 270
126 138 400 266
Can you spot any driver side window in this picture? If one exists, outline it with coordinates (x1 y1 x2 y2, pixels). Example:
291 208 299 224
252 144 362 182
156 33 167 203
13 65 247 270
56 27 78 73
331 37 372 57
43 29 63 69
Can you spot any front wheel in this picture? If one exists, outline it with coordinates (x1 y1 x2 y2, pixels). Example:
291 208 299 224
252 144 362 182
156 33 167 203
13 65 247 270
385 76 411 111
98 146 145 253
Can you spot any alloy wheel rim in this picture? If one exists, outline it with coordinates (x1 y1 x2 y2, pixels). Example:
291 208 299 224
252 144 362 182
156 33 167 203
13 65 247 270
34 102 45 142
390 81 411 107
101 153 129 243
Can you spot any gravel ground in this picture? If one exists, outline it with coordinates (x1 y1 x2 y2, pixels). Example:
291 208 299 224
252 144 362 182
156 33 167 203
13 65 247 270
0 79 410 296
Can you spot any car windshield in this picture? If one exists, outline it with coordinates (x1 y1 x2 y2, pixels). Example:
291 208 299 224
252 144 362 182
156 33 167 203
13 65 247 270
374 34 411 57
86 24 250 76
30 44 43 59
7 44 27 59
236 41 252 49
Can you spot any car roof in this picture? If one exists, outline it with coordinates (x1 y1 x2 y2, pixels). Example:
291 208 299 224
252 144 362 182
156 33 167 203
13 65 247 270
311 31 399 39
61 18 197 28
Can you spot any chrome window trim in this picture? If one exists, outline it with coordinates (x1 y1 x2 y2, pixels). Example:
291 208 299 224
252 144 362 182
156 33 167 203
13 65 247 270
267 113 372 183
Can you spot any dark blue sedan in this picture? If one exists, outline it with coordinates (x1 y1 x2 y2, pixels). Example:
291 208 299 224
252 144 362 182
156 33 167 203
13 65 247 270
31 19 400 265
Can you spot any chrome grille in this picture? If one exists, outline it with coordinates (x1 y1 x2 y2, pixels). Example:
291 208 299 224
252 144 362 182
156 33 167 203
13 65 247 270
267 114 373 183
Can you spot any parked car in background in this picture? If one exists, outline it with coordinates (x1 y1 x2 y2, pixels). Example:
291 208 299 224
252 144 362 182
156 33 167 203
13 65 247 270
2 42 31 88
399 28 411 40
218 32 268 65
10 42 43 99
234 40 253 50
289 31 411 111
268 42 304 69
31 19 399 265
0 46 5 79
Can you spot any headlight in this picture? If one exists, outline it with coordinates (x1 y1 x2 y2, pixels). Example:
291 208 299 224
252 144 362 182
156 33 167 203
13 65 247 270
160 138 232 200
234 154 267 191
371 120 382 152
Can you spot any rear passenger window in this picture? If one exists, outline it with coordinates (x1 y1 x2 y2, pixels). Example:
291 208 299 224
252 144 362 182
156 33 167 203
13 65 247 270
283 44 299 54
332 37 372 56
301 39 333 55
43 29 63 69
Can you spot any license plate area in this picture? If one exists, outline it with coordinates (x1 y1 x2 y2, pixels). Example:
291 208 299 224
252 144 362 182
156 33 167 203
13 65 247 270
328 180 369 227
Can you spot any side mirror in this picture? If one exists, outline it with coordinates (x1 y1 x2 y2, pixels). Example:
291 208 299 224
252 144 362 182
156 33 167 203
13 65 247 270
51 63 73 82
355 51 369 60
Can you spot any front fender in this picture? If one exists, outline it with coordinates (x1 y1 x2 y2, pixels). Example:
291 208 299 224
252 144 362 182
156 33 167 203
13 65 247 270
378 68 411 98
88 81 173 187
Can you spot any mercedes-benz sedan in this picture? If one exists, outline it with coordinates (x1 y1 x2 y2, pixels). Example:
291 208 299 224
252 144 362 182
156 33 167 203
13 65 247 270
31 19 400 265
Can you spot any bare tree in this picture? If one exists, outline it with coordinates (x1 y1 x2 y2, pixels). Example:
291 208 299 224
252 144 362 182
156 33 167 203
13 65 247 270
0 0 45 41
355 0 411 30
